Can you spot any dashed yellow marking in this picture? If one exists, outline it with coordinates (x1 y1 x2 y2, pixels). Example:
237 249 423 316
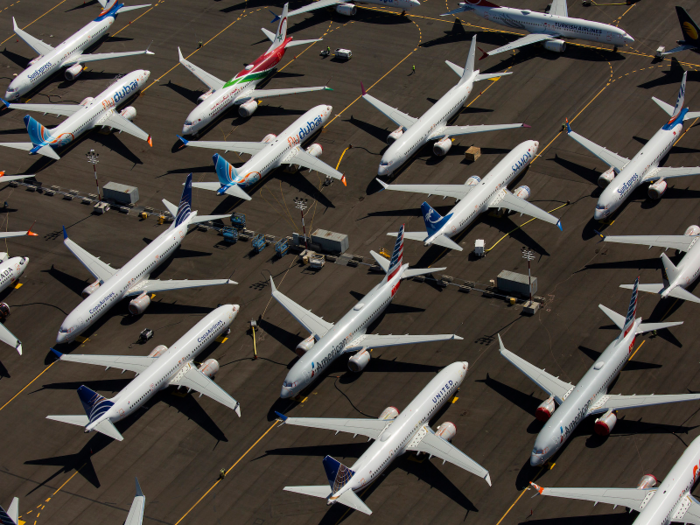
75 336 89 343
451 396 459 404
215 336 228 344
13 282 22 289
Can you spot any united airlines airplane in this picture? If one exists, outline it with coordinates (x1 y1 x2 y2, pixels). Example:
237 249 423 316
5 0 153 101
277 362 490 515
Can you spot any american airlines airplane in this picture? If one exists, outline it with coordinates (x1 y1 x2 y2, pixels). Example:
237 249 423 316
567 72 700 221
498 278 700 467
442 0 634 59
5 0 153 102
0 69 152 160
277 362 490 515
177 104 345 201
48 304 241 441
362 36 527 177
275 0 420 19
658 6 700 58
377 140 561 251
56 174 235 345
530 435 700 525
179 4 330 137
270 225 461 399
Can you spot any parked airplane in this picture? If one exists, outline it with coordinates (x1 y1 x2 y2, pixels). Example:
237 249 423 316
270 225 461 399
362 36 526 177
275 0 420 19
0 172 36 183
531 434 700 525
177 104 345 201
0 496 19 525
0 69 152 160
5 0 153 102
277 362 490 515
498 278 700 467
658 6 700 57
566 72 700 221
377 140 561 251
49 304 241 440
442 0 634 59
179 4 331 137
56 174 235 344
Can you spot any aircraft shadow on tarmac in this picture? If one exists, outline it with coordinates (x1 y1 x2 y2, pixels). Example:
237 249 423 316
519 514 637 525
346 115 392 144
164 80 205 105
639 57 700 90
577 345 661 371
1 48 29 69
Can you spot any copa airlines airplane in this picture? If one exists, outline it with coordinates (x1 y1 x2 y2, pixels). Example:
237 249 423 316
531 435 700 525
377 140 561 251
270 225 461 399
567 72 700 221
177 104 345 201
277 0 420 19
659 6 700 57
48 304 241 440
362 36 526 177
0 69 152 160
179 4 331 137
498 279 700 467
5 0 153 101
56 174 235 345
442 0 634 58
277 362 490 515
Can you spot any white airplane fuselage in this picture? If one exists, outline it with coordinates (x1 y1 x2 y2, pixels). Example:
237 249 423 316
665 236 700 296
0 256 29 294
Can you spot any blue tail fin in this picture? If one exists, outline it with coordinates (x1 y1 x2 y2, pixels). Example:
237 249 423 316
323 456 355 493
77 385 113 424
175 174 193 226
213 153 238 186
421 201 452 237
24 115 52 146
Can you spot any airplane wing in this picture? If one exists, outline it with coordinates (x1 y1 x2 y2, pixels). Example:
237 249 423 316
482 33 558 58
498 335 574 404
52 350 155 374
0 173 35 184
63 227 119 283
489 190 562 228
0 323 22 355
428 123 528 141
0 230 37 239
286 0 342 18
12 17 54 56
65 49 154 66
406 425 491 485
588 392 700 416
179 136 267 156
361 88 417 130
603 234 695 253
530 482 651 512
677 495 700 524
192 181 252 200
276 412 390 441
376 178 474 200
126 479 145 525
548 0 568 17
246 86 331 101
270 276 334 338
1 101 82 118
345 333 462 352
566 124 629 171
283 149 346 182
177 48 225 91
126 278 235 296
169 363 241 416
99 112 151 142
644 166 700 181
660 44 698 56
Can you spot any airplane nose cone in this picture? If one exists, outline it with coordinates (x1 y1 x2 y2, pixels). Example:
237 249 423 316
56 331 68 345
624 34 635 44
280 386 293 399
411 0 420 6
23 257 29 264
533 141 539 148
143 70 151 78
378 164 390 176
530 454 544 467
593 209 605 221
4 92 17 102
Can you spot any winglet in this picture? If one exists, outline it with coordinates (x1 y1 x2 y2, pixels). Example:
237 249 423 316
484 473 492 487
565 118 572 134
50 347 63 358
147 135 153 147
594 229 605 242
360 82 367 96
62 226 68 240
375 178 389 190
556 219 562 232
478 47 489 61
0 97 10 109
135 477 143 498
27 220 38 237
275 410 288 422
522 124 531 128
177 134 189 146
234 402 241 418
497 333 506 352
269 275 277 293
341 174 347 187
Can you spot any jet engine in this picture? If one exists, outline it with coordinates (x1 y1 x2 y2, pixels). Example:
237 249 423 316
80 97 94 107
238 99 259 118
535 396 556 422
261 133 277 144
648 179 667 200
296 335 315 356
348 349 370 372
64 64 84 81
198 89 214 102
598 167 615 188
594 409 617 436
436 422 456 442
148 345 168 358
81 280 101 298
120 106 137 121
199 358 220 378
465 175 481 187
335 3 357 16
306 143 323 158
543 39 567 53
513 185 531 200
378 406 399 420
387 126 404 145
128 292 151 315
433 137 452 156
636 474 658 489
685 225 700 236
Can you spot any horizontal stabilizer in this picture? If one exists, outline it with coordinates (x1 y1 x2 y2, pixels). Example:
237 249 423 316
188 213 231 225
429 234 462 251
261 27 276 42
474 72 512 82
369 250 390 273
663 285 700 304
285 38 323 48
402 266 447 279
637 320 683 334
620 283 665 294
116 4 152 14
334 489 372 515
162 198 178 218
35 144 61 160
284 485 331 499
388 230 428 244
598 304 625 330
46 414 89 427
94 418 124 441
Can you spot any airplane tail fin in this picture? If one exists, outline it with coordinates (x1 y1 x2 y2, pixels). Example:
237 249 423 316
23 115 52 146
213 153 239 186
421 201 452 237
460 35 477 83
621 276 640 336
174 174 194 226
670 71 687 122
77 385 114 424
676 6 700 46
661 252 681 283
385 224 405 279
0 498 19 525
323 456 355 493
270 3 289 49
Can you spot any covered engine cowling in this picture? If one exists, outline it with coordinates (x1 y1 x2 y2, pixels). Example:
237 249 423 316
636 474 658 489
543 39 567 53
598 167 615 188
436 421 457 442
198 89 214 102
81 280 101 298
535 396 556 422
378 406 399 420
648 179 667 200
685 225 700 236
348 349 370 372
148 345 168 358
306 143 323 158
199 358 220 378
465 175 481 187
513 185 531 200
238 99 258 118
387 126 404 145
128 292 151 315
296 335 315 356
261 133 277 144
433 137 452 156
0 303 10 321
335 2 357 15
64 64 84 81
594 409 617 436
80 97 94 107
120 106 137 121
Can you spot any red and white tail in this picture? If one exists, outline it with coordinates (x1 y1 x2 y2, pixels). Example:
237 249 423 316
270 3 289 50
386 224 405 280
622 276 639 336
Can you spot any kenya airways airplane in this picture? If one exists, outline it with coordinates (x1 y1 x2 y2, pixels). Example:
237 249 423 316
178 3 331 137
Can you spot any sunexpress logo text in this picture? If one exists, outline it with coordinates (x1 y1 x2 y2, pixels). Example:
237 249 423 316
28 62 53 82
617 173 639 196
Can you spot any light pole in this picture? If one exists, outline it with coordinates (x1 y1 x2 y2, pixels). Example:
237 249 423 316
86 149 101 201
521 247 535 304
294 197 309 249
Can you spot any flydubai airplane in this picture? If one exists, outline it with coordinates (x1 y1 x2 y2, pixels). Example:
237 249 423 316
179 3 331 137
362 36 527 177
531 435 700 525
271 225 461 399
277 362 490 515
275 0 420 19
0 69 152 160
442 0 634 59
49 304 241 441
56 174 235 345
177 104 345 201
658 6 700 57
5 0 153 101
498 278 700 467
377 140 561 251
567 71 700 221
